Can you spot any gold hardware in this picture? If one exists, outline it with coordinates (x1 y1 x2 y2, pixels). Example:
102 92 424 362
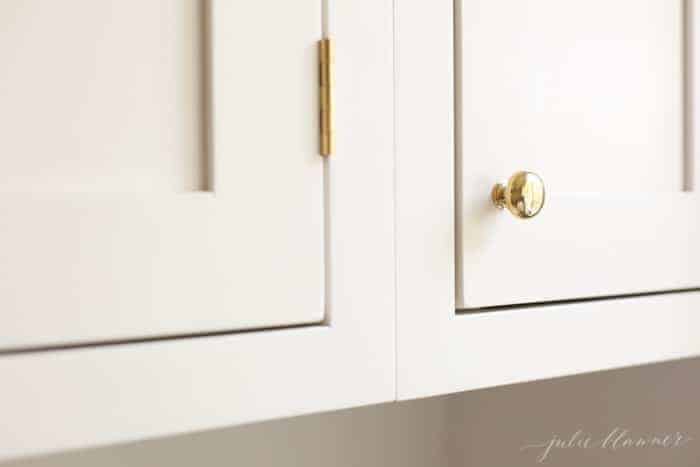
319 38 333 156
491 171 546 219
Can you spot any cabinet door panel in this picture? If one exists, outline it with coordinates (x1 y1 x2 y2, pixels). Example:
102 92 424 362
0 0 325 349
456 0 700 308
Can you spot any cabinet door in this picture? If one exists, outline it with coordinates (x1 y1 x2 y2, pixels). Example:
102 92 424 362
396 0 700 401
0 0 325 349
455 0 700 308
0 0 395 458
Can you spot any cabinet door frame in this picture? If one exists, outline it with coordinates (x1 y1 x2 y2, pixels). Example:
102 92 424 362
396 0 700 401
0 0 395 460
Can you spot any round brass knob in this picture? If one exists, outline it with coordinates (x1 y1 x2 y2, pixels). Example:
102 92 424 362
491 171 545 219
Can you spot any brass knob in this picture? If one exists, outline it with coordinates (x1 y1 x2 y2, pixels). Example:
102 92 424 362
491 171 545 219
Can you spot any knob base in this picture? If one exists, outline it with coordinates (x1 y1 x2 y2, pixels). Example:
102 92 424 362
491 183 507 210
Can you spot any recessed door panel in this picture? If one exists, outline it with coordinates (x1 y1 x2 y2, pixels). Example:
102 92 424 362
0 1 208 193
0 0 326 349
456 0 700 308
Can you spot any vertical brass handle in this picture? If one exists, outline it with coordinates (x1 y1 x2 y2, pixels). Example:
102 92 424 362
491 171 545 219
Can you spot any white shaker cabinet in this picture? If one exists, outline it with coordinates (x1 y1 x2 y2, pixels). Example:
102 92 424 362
397 0 700 400
0 0 395 460
3 0 700 462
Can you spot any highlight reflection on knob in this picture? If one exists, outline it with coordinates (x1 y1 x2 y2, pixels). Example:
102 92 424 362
491 171 545 219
